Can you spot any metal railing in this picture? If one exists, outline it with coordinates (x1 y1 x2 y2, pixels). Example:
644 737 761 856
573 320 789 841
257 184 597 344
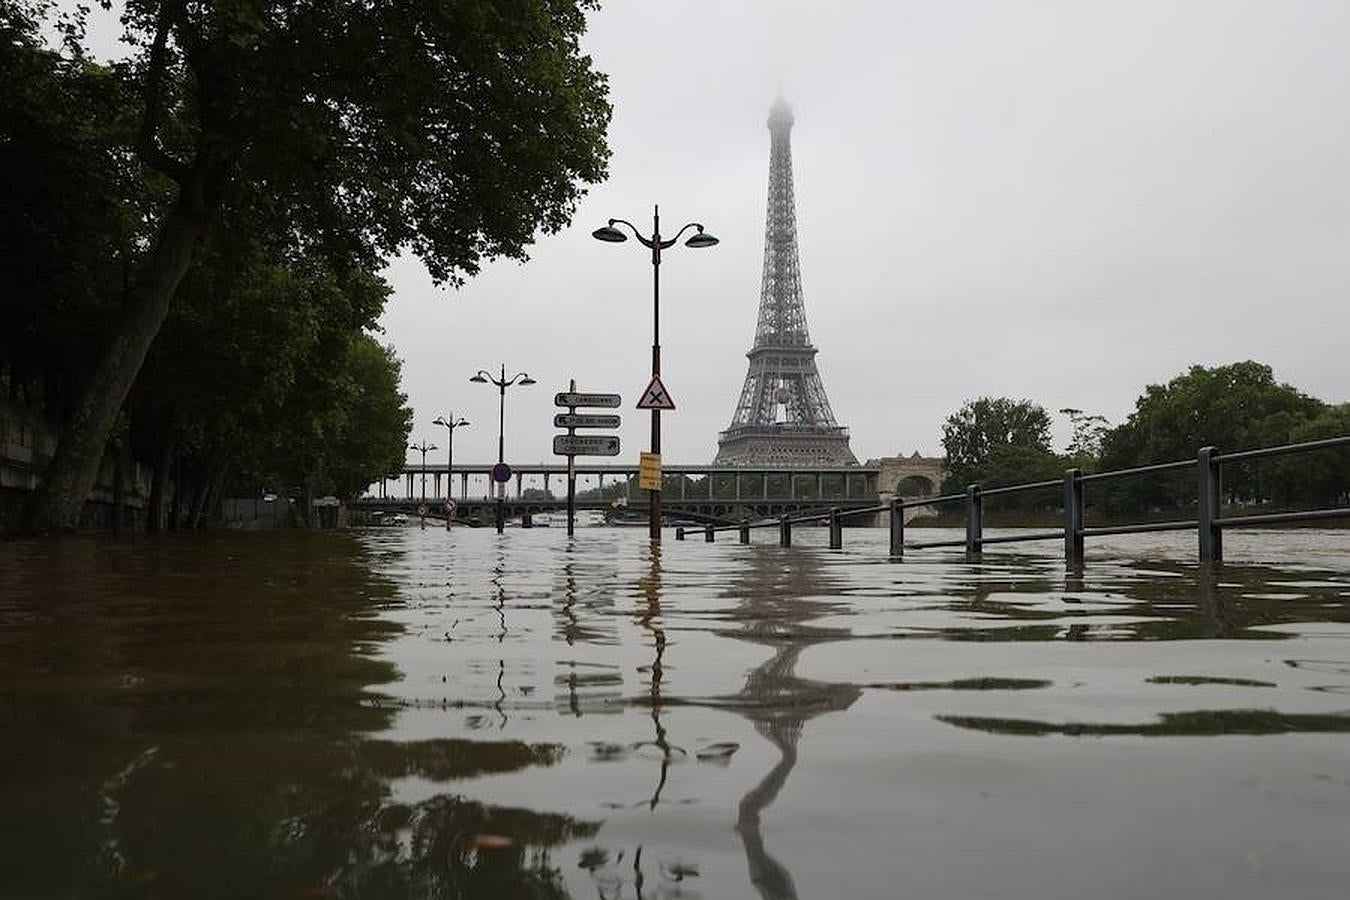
674 436 1350 564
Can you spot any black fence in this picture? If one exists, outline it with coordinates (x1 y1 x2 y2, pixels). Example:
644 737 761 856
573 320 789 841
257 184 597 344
675 436 1350 564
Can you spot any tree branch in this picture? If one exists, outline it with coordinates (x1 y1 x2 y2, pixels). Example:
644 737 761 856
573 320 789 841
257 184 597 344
136 0 189 184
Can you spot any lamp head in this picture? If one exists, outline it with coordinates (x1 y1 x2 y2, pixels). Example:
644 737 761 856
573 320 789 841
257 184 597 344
519 374 537 386
685 228 719 249
432 417 447 427
592 224 627 243
469 373 488 384
458 419 471 427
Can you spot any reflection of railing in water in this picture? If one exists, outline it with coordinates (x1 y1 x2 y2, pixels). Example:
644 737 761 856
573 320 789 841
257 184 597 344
678 435 1350 565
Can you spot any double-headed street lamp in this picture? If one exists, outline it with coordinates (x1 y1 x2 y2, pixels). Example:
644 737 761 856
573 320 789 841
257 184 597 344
432 414 469 530
409 439 437 528
470 364 536 533
593 205 718 543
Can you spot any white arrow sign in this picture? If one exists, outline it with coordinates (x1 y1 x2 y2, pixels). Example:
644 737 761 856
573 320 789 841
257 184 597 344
636 375 675 411
555 392 621 408
554 413 621 429
553 434 621 457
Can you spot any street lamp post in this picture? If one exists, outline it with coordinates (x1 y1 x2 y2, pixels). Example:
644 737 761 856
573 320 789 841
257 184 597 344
409 439 437 528
470 364 536 533
432 414 470 530
593 205 718 542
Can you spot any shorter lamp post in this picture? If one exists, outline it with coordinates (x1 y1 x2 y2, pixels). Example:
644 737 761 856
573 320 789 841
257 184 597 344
470 364 536 533
409 439 437 528
432 414 470 530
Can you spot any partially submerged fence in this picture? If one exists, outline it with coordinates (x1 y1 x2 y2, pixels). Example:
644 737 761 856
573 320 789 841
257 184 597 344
674 436 1350 564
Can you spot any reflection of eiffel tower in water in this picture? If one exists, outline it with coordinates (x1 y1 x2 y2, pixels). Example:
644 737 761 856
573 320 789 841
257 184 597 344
725 549 862 900
715 100 857 466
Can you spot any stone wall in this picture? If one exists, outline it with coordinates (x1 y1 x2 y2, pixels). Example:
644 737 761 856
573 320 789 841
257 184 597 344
0 400 153 533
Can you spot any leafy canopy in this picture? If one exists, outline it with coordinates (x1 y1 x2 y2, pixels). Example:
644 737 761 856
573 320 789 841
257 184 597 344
117 0 612 282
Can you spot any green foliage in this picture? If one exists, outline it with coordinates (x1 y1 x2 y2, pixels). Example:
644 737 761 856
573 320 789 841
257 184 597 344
224 332 413 505
1059 408 1110 468
1271 404 1350 506
942 397 1052 473
1099 362 1331 511
1100 362 1321 466
940 397 1055 505
116 0 612 284
0 9 148 412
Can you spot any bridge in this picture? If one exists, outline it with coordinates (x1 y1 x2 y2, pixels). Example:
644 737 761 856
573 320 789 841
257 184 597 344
356 454 945 526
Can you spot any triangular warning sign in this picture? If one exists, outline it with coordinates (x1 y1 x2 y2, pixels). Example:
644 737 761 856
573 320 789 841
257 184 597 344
636 375 676 410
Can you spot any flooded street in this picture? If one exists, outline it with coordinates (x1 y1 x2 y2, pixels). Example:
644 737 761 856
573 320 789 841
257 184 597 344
2 527 1349 899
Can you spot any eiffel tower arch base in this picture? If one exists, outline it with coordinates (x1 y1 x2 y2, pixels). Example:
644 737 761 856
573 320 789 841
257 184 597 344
715 425 857 467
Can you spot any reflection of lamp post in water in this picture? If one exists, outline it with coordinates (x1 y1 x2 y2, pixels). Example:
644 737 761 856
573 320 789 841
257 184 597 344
470 364 535 533
431 414 469 530
409 439 437 528
634 543 684 809
593 206 718 544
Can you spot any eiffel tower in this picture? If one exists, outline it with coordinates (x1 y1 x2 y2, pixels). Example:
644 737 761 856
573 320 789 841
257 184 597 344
714 100 857 466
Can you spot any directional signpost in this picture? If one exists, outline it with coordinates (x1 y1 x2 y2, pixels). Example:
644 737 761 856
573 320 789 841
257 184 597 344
554 434 620 456
554 413 621 430
555 392 622 409
555 381 622 536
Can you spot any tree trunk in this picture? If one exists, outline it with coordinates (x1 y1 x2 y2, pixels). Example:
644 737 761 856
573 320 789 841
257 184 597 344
112 439 125 538
148 434 176 535
189 457 229 531
22 205 204 534
169 456 184 531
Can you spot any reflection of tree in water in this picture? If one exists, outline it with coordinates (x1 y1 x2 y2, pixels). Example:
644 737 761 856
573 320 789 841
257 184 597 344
0 534 599 899
718 546 863 900
93 735 598 899
899 553 1348 643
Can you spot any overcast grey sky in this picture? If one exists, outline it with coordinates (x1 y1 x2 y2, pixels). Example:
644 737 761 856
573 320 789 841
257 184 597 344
84 2 1350 466
381 0 1350 467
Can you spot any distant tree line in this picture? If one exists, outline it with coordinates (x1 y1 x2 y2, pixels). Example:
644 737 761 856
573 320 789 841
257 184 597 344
0 0 611 531
940 361 1348 514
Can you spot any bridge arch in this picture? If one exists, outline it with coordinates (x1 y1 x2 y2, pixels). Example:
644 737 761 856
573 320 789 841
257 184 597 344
894 474 936 497
872 452 947 499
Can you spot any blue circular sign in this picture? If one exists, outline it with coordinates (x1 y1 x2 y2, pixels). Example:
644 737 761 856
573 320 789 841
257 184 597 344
491 462 512 483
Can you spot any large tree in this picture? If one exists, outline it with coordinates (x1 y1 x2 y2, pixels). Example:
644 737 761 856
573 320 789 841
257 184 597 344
1099 361 1328 510
939 397 1058 505
19 0 611 532
941 397 1052 473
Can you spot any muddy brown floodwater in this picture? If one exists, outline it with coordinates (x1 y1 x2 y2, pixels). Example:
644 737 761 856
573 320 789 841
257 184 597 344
1 526 1349 899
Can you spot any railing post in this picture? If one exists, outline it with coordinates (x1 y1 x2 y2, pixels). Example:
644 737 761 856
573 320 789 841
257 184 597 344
828 507 843 549
1063 468 1084 565
965 484 983 557
1198 446 1222 563
779 514 791 548
705 525 714 543
739 523 750 544
676 527 685 541
889 497 904 557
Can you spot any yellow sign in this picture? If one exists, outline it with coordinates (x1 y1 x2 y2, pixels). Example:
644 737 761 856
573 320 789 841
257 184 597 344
638 452 662 491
